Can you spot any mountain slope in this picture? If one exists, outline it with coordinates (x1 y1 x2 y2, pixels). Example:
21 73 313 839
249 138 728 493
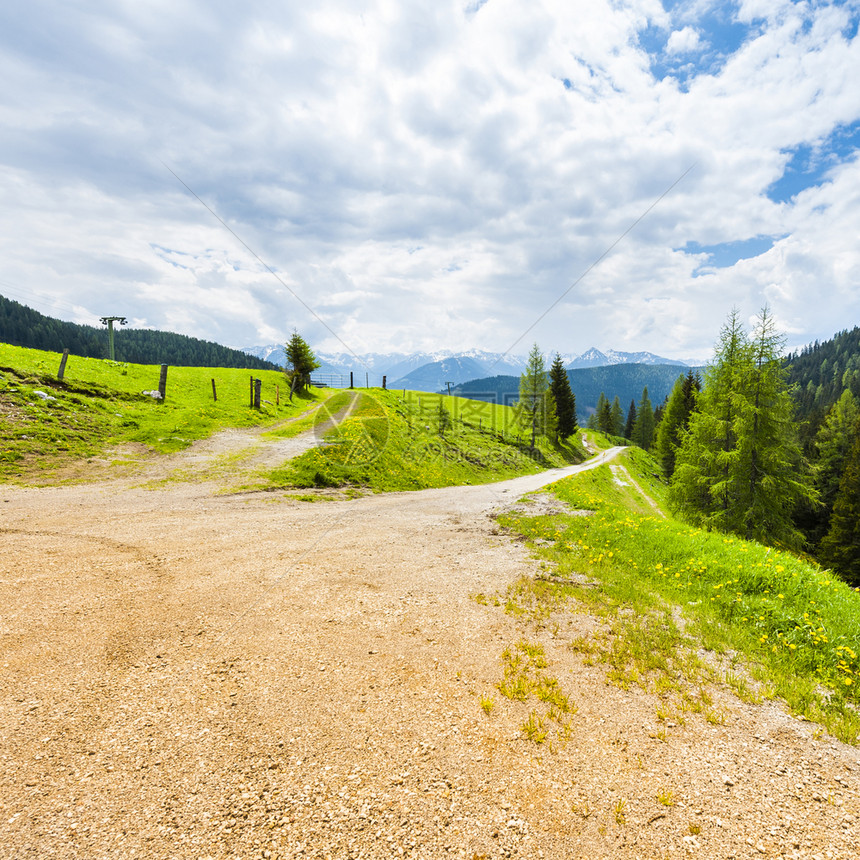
453 364 695 421
0 294 279 370
243 344 690 391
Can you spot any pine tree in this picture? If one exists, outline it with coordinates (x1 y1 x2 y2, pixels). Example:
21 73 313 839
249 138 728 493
610 397 624 437
670 308 749 529
517 343 550 449
654 370 701 479
730 307 813 543
632 387 655 450
284 330 320 397
818 419 860 586
669 307 816 548
624 399 637 439
814 390 860 535
597 392 614 435
548 353 577 440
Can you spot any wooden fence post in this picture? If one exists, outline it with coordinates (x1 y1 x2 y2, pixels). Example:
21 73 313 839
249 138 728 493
382 375 387 390
350 371 354 389
254 379 262 409
57 349 69 381
158 364 168 402
211 378 217 401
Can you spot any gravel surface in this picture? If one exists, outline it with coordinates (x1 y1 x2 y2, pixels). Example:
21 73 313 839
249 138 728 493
1 429 858 859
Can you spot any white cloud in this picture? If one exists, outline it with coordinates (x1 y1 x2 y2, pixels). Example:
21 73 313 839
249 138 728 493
666 26 702 55
0 0 858 361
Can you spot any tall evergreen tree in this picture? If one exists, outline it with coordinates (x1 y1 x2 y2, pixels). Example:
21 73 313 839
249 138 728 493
610 396 625 437
624 399 637 439
814 390 860 538
597 392 614 435
548 353 577 440
594 392 608 426
284 330 320 397
632 387 655 450
669 307 816 548
654 370 701 479
516 343 550 449
671 308 749 525
818 418 860 586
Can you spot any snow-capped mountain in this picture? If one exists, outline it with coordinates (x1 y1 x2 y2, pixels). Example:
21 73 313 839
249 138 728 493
241 346 528 382
241 344 690 392
569 348 689 369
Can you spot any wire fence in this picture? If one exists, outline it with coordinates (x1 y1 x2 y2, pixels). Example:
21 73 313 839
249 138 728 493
310 372 388 389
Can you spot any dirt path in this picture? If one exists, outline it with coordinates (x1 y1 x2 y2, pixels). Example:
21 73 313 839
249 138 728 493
123 391 363 486
0 437 857 859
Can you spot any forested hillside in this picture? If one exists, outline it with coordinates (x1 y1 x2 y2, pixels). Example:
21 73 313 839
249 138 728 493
785 327 860 445
453 363 691 422
0 294 280 370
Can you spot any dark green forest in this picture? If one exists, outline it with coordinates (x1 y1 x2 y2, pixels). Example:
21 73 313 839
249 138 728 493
785 327 860 446
0 294 279 370
453 363 692 423
458 322 860 586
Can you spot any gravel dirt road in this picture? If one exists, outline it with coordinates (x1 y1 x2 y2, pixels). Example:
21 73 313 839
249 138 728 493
1 425 857 859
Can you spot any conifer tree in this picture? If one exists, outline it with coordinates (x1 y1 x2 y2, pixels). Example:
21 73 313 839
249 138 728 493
610 397 624 437
669 307 815 548
632 387 655 450
597 393 614 435
624 399 637 439
654 370 701 479
813 390 860 542
516 343 550 449
284 330 320 397
819 418 860 586
548 353 577 440
670 309 749 527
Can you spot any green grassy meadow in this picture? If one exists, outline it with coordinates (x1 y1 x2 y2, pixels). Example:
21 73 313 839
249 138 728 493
266 388 588 491
0 343 586 488
0 342 328 482
496 445 860 744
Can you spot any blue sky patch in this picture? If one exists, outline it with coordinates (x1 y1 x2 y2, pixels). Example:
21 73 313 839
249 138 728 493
679 236 782 272
637 2 757 89
767 120 860 203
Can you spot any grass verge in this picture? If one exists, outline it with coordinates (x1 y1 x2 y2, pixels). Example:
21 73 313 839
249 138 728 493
496 445 860 744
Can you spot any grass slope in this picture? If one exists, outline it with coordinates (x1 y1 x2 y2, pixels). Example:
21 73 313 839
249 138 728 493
266 389 588 491
0 342 327 482
0 344 587 490
497 442 860 744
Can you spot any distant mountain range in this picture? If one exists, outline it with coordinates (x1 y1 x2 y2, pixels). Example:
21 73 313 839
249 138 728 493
241 344 692 393
454 365 700 423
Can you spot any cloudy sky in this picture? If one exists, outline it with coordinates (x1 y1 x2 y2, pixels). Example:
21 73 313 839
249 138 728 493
1 0 859 361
